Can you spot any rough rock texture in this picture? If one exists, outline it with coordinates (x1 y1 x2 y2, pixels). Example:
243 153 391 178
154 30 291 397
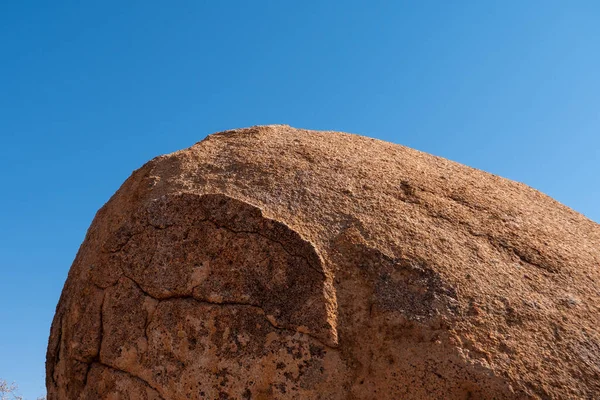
47 125 600 399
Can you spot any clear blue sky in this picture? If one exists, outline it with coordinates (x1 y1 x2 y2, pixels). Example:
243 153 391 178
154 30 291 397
1 1 598 398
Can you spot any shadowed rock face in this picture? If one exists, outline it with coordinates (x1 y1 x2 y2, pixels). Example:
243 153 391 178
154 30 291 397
47 125 600 399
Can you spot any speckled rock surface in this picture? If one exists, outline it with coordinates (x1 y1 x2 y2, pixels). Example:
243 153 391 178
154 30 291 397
47 125 600 399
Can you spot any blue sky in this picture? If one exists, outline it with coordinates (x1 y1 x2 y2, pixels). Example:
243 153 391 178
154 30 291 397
1 1 598 398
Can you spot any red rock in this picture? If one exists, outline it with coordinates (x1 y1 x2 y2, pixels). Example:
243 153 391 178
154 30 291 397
47 125 600 399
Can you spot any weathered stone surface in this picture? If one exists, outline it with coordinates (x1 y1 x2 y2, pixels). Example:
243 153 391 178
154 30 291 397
47 125 600 399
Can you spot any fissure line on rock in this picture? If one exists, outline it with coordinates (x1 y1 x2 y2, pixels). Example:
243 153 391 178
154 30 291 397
145 212 326 278
78 290 106 390
104 230 139 254
91 361 166 400
202 217 326 278
424 205 554 274
120 274 336 350
488 238 555 274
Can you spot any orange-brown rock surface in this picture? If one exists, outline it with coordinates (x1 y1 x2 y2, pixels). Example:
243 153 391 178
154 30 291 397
47 125 600 399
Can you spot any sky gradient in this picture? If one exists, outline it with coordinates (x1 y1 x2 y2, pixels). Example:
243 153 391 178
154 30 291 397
1 1 599 398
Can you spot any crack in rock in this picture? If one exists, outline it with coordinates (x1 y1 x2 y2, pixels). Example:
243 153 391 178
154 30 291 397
91 361 166 400
119 274 337 350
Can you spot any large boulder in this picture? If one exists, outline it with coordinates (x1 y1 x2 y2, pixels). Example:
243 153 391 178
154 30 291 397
47 125 600 399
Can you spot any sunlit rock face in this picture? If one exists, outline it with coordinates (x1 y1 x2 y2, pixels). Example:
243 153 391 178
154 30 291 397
47 125 600 399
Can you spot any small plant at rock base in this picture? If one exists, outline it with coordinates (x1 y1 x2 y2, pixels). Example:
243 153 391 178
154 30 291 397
0 379 45 400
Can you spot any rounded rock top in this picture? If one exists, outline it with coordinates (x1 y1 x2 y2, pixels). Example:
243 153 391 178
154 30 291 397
47 125 600 399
